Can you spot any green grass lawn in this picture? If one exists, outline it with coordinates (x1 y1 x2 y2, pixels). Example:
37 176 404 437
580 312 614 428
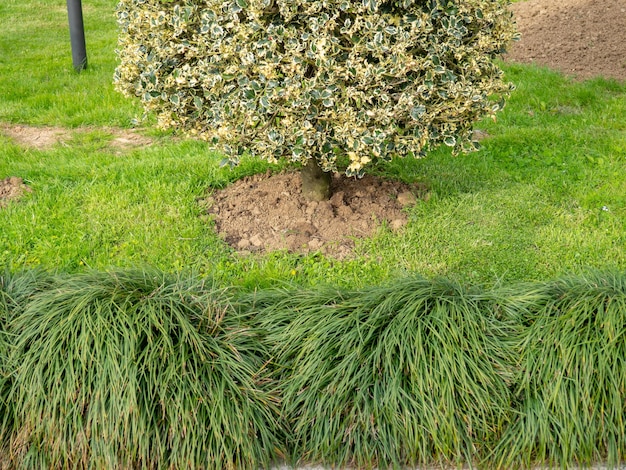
1 0 625 289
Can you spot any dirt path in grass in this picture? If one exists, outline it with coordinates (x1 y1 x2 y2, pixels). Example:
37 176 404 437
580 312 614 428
0 123 153 152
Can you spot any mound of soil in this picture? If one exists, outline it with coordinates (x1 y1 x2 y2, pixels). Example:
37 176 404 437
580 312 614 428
0 177 32 207
507 0 626 81
202 171 426 258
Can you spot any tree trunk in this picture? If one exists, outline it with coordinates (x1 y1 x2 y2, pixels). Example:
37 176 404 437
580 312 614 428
301 158 332 201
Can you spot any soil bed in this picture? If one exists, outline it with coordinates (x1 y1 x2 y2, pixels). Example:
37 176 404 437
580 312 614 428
506 0 626 81
202 171 426 259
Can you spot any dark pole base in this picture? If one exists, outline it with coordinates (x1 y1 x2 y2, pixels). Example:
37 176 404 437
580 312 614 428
67 0 88 72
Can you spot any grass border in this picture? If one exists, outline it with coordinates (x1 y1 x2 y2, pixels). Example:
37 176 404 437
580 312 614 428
1 268 625 468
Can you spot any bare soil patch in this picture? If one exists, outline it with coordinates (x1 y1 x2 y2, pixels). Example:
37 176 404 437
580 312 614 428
507 0 626 81
0 177 32 207
0 123 153 152
202 171 427 258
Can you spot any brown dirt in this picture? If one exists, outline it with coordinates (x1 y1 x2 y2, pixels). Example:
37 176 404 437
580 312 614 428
201 170 427 258
506 0 626 81
0 123 153 152
0 177 32 207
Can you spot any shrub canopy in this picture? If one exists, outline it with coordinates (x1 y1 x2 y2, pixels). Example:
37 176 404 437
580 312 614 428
115 0 516 175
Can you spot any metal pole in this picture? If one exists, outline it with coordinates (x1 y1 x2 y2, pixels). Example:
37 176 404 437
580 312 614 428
67 0 88 72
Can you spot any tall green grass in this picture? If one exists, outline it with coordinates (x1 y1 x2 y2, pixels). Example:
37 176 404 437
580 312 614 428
4 269 281 469
1 270 53 447
2 269 626 468
0 271 11 446
249 277 518 468
493 271 626 468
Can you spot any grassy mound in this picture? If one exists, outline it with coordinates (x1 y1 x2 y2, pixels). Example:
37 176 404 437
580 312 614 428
494 271 626 467
251 277 517 468
4 270 280 469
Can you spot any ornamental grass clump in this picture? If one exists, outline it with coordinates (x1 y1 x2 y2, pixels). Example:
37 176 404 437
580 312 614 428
0 272 11 444
1 270 52 446
494 271 626 468
251 277 516 468
115 0 516 199
5 269 280 469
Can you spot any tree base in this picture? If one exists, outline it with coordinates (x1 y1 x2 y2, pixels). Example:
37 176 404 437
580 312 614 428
301 159 332 201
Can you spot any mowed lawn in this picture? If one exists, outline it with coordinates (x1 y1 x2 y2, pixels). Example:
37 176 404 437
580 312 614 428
0 0 625 288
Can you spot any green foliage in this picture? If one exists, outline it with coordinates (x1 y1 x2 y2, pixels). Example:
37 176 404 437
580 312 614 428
0 272 10 444
115 0 516 175
494 271 626 468
249 277 517 468
0 270 53 450
4 269 280 469
3 269 626 468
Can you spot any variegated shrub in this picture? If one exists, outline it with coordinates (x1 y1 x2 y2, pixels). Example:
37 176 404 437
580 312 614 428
115 0 516 176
